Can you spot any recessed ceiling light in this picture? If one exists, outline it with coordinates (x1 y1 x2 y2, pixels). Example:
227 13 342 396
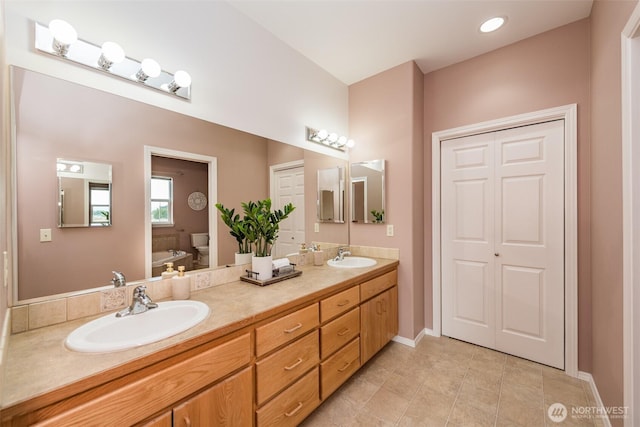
480 16 506 33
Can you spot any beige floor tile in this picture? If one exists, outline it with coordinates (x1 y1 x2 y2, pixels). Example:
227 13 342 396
305 336 598 427
420 368 465 397
363 387 412 424
337 376 380 409
410 386 456 421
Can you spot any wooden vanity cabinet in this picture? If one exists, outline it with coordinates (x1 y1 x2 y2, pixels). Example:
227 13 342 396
360 270 398 364
2 264 399 427
23 333 252 427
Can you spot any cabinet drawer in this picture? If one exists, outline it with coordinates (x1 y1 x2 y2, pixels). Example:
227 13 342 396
256 304 319 356
320 338 360 400
37 334 251 427
256 367 320 427
256 331 319 405
320 307 359 359
320 286 360 323
360 270 397 301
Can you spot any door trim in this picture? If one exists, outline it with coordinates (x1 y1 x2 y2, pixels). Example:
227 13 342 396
622 3 640 423
431 104 578 377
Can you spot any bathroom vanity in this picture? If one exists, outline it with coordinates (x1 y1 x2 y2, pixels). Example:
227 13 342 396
0 259 398 426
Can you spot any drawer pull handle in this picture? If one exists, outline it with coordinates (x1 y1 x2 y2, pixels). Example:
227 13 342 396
338 360 352 372
284 323 303 334
337 299 350 307
183 416 192 427
284 357 303 371
337 327 351 336
285 402 303 417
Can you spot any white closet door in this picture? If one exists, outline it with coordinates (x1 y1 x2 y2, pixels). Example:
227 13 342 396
441 132 496 349
441 120 565 369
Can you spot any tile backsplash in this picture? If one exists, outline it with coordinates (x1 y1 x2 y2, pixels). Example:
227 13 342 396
10 244 399 334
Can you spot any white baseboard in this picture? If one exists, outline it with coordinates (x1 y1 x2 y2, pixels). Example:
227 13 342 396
578 371 612 427
392 328 436 348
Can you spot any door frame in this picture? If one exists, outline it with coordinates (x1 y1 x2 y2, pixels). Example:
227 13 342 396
431 104 578 377
144 146 218 278
622 3 640 423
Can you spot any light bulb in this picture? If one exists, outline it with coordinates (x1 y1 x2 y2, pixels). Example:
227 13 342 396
56 163 66 171
346 139 356 148
337 136 347 146
316 129 329 140
168 70 192 93
98 41 125 70
69 164 81 173
135 58 161 82
328 133 339 144
480 17 505 33
49 19 77 56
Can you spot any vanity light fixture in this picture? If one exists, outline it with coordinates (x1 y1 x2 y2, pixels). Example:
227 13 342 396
136 58 162 82
35 20 192 100
306 127 355 152
98 41 125 70
167 70 192 93
480 16 506 33
48 19 78 56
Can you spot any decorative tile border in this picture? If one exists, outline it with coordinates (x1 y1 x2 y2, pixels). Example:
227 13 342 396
9 244 398 334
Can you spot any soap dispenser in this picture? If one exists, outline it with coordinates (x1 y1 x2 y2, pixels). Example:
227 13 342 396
172 266 191 300
161 262 178 279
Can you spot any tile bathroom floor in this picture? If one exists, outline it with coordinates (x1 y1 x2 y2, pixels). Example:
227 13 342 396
301 335 602 427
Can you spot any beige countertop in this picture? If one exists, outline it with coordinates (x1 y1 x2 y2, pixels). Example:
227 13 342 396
1 258 398 412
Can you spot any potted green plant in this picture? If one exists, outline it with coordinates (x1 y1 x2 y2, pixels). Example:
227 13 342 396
215 203 253 265
242 198 295 280
371 209 384 223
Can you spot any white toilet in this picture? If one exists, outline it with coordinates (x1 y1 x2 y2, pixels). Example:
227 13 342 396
190 233 209 267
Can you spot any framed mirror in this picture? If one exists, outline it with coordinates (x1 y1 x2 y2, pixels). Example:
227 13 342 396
317 166 345 223
350 160 385 224
57 159 112 227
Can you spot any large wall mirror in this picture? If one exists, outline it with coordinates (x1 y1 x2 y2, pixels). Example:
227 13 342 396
11 66 348 303
317 166 345 223
350 159 385 224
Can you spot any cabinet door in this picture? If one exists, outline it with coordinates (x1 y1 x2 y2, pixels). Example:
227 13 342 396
139 411 172 427
173 367 252 427
360 286 398 363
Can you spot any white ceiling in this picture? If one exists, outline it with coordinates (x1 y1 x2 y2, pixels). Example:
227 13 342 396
228 0 594 85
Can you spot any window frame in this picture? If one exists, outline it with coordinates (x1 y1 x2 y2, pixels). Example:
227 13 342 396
150 175 174 226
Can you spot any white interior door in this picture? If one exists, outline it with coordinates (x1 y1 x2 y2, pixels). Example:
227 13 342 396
273 166 305 257
441 120 565 369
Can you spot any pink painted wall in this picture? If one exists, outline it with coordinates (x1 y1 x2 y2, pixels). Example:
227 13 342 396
349 61 425 339
590 0 637 420
423 19 592 369
14 68 269 299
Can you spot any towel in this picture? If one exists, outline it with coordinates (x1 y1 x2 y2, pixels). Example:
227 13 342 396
272 258 290 269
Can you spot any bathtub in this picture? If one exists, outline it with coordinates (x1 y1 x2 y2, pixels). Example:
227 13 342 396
152 250 194 276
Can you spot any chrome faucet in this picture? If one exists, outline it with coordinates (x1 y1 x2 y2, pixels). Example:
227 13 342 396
116 285 158 317
334 247 351 261
111 271 126 288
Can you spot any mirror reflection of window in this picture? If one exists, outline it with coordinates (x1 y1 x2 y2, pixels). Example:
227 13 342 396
89 183 110 226
151 176 173 225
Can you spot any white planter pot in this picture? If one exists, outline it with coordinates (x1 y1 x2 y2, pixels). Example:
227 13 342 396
252 255 273 281
235 252 252 266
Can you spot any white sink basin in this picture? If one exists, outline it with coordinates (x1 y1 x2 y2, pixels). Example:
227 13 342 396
327 257 377 269
65 300 210 353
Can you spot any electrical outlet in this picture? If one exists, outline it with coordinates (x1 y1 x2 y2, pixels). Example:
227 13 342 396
40 228 52 242
386 224 394 237
314 222 319 233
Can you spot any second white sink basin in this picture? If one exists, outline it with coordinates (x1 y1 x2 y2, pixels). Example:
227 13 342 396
65 300 210 353
327 256 377 269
